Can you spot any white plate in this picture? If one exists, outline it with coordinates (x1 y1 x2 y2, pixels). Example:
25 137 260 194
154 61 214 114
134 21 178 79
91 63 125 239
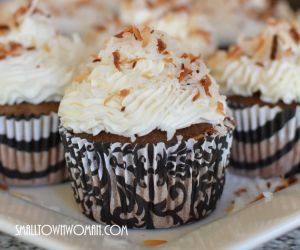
0 172 300 250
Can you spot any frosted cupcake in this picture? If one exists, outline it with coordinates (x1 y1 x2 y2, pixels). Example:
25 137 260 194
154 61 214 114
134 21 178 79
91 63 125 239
119 0 215 57
41 0 115 36
119 0 192 26
59 26 234 229
209 20 300 178
195 0 294 47
149 6 216 57
0 3 85 186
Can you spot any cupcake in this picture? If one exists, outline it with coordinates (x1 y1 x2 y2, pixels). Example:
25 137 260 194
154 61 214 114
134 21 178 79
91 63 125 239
148 6 216 57
0 3 85 186
59 26 234 229
119 0 192 26
41 0 116 37
195 0 294 48
119 0 215 57
209 19 300 178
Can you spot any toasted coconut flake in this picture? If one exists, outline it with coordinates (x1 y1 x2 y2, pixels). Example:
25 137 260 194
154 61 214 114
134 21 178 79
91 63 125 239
284 48 293 57
145 0 168 9
0 183 8 191
94 25 106 33
157 38 167 54
0 25 10 36
26 46 36 51
112 50 122 71
251 193 264 203
92 57 102 63
10 42 22 51
181 53 200 63
255 36 265 53
74 71 90 83
192 92 200 102
234 188 247 197
104 94 114 106
274 185 286 193
194 29 211 43
178 68 192 82
119 89 130 97
227 45 242 59
200 75 212 97
255 62 264 67
217 101 225 115
226 201 235 214
43 43 51 53
115 26 143 41
163 57 173 63
267 18 278 26
132 60 137 69
289 27 300 44
142 26 151 48
270 34 278 60
143 240 167 247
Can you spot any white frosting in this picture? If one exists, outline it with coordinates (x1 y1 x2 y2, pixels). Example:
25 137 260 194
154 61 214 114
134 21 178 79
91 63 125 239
43 1 115 37
59 27 227 141
0 3 86 105
195 0 294 46
0 0 118 41
119 1 215 57
119 0 192 25
209 21 300 104
150 9 216 57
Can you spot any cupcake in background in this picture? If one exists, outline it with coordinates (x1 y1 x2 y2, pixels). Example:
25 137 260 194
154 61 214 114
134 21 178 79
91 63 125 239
42 0 124 55
59 26 234 228
195 0 295 48
0 0 121 54
0 1 86 186
149 6 217 57
41 0 116 37
209 19 300 178
119 0 192 26
119 0 216 57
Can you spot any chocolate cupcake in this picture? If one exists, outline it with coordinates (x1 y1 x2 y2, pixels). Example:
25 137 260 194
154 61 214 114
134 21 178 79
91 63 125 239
0 2 85 186
209 20 300 178
59 26 234 229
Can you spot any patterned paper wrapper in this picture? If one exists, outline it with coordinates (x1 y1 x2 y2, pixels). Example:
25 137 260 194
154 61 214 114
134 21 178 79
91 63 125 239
229 100 300 178
59 125 233 229
0 113 68 186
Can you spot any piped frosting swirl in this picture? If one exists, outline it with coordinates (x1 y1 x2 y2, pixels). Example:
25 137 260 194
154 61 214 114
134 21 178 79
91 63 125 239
59 26 228 141
0 2 86 105
209 20 300 104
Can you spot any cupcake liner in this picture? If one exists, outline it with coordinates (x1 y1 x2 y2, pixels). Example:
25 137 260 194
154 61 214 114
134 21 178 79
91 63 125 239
59 125 233 229
229 101 300 178
0 113 68 186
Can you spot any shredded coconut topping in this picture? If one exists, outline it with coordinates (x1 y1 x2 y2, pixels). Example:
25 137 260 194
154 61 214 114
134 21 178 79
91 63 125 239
0 1 86 105
59 26 228 140
209 20 300 104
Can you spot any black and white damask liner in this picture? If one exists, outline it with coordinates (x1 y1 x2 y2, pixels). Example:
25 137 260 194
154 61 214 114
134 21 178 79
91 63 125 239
0 113 67 184
229 102 300 178
60 125 233 229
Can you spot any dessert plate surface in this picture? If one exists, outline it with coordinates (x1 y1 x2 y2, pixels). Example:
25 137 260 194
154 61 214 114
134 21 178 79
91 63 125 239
0 172 300 250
